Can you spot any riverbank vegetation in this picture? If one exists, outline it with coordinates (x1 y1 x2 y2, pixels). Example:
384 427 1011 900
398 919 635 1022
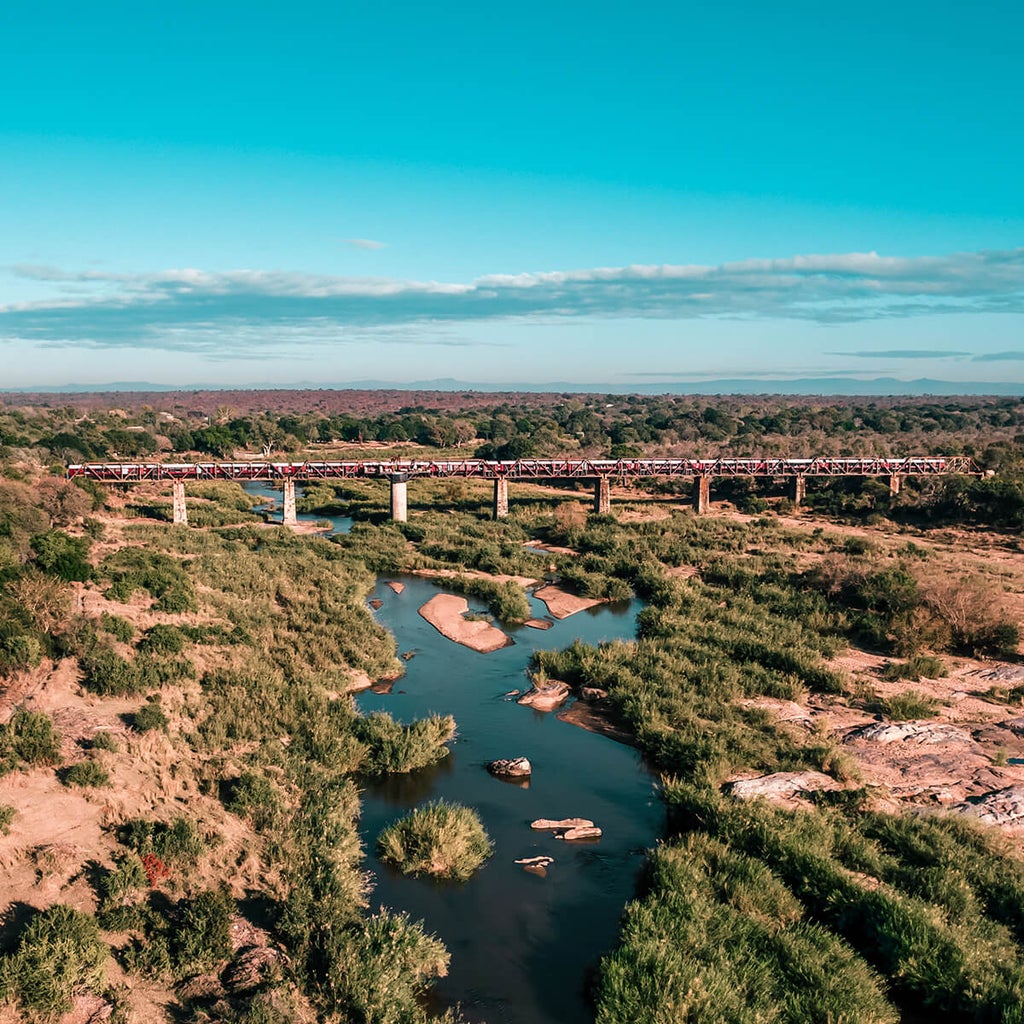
2 394 1024 1022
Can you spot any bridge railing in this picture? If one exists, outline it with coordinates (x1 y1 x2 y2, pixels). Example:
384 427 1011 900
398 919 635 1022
67 456 979 483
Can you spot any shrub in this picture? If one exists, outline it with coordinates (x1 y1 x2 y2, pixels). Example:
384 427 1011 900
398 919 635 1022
377 800 492 880
354 713 455 774
30 530 92 582
880 655 947 682
97 854 149 928
78 646 143 697
0 803 14 834
1 708 61 769
881 691 940 721
119 816 206 865
139 624 187 655
99 612 135 642
90 730 120 753
225 770 282 832
61 759 111 788
132 698 169 734
0 905 107 1019
172 889 234 979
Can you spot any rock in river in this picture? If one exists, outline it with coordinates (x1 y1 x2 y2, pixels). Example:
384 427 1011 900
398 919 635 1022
556 826 603 841
517 680 571 711
531 817 594 830
488 757 532 777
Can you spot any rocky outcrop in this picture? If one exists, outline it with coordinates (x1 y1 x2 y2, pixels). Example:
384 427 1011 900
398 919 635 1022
488 757 532 777
531 817 594 830
950 786 1024 830
556 826 603 840
580 687 608 702
844 721 975 746
726 771 842 801
517 680 571 711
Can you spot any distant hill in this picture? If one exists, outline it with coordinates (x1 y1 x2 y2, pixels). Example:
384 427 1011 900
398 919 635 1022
2 377 1021 397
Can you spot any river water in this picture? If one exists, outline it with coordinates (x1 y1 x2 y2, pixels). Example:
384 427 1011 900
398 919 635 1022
241 482 664 1022
357 577 662 1024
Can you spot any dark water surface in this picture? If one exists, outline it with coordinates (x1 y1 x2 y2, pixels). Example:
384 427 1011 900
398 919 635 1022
357 576 663 1024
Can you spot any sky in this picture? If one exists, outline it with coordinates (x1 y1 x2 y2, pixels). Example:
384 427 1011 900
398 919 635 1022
1 1 1022 390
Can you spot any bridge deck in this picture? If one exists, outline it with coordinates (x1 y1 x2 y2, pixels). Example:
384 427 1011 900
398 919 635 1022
67 456 978 483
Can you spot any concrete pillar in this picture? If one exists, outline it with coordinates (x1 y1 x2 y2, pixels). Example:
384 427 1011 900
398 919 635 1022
693 475 711 515
493 477 509 519
889 474 902 497
390 473 409 523
791 475 806 506
594 476 611 515
172 480 187 525
282 478 297 525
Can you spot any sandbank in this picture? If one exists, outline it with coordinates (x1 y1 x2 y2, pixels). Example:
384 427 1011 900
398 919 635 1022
418 594 511 653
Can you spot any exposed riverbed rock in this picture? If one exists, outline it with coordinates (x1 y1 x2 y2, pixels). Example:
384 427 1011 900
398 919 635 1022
386 581 405 594
580 687 609 702
418 594 511 653
488 757 532 777
369 598 383 609
517 680 571 711
726 771 842 802
968 664 1024 684
524 618 554 630
844 721 976 746
531 817 594 830
515 854 555 876
950 785 1024 830
556 826 603 841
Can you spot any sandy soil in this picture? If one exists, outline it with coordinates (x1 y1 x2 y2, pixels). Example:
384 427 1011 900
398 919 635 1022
417 594 512 653
411 568 539 587
532 584 606 619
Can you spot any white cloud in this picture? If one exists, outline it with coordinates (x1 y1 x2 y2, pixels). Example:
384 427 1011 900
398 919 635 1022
0 247 1021 353
341 238 387 250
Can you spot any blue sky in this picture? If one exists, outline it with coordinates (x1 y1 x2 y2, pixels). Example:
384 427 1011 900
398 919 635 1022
1 1 1022 388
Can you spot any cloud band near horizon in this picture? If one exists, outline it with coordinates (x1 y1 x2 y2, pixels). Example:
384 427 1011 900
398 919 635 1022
1 247 1022 353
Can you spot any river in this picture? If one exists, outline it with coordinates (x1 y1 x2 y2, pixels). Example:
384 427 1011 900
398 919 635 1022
241 482 664 1023
357 576 662 1024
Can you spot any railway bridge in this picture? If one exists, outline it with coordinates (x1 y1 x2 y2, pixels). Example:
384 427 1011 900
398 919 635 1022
67 457 981 525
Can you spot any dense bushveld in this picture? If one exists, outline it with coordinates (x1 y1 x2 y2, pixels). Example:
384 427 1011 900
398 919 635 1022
3 391 1024 529
1 397 1024 1022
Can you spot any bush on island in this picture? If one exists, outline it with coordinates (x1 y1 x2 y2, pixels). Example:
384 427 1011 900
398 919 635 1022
377 800 492 881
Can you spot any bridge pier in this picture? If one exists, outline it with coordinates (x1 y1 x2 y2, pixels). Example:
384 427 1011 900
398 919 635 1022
791 475 806 506
493 478 509 519
282 479 297 525
594 477 611 515
693 475 711 515
172 480 187 525
390 473 409 523
889 474 902 497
